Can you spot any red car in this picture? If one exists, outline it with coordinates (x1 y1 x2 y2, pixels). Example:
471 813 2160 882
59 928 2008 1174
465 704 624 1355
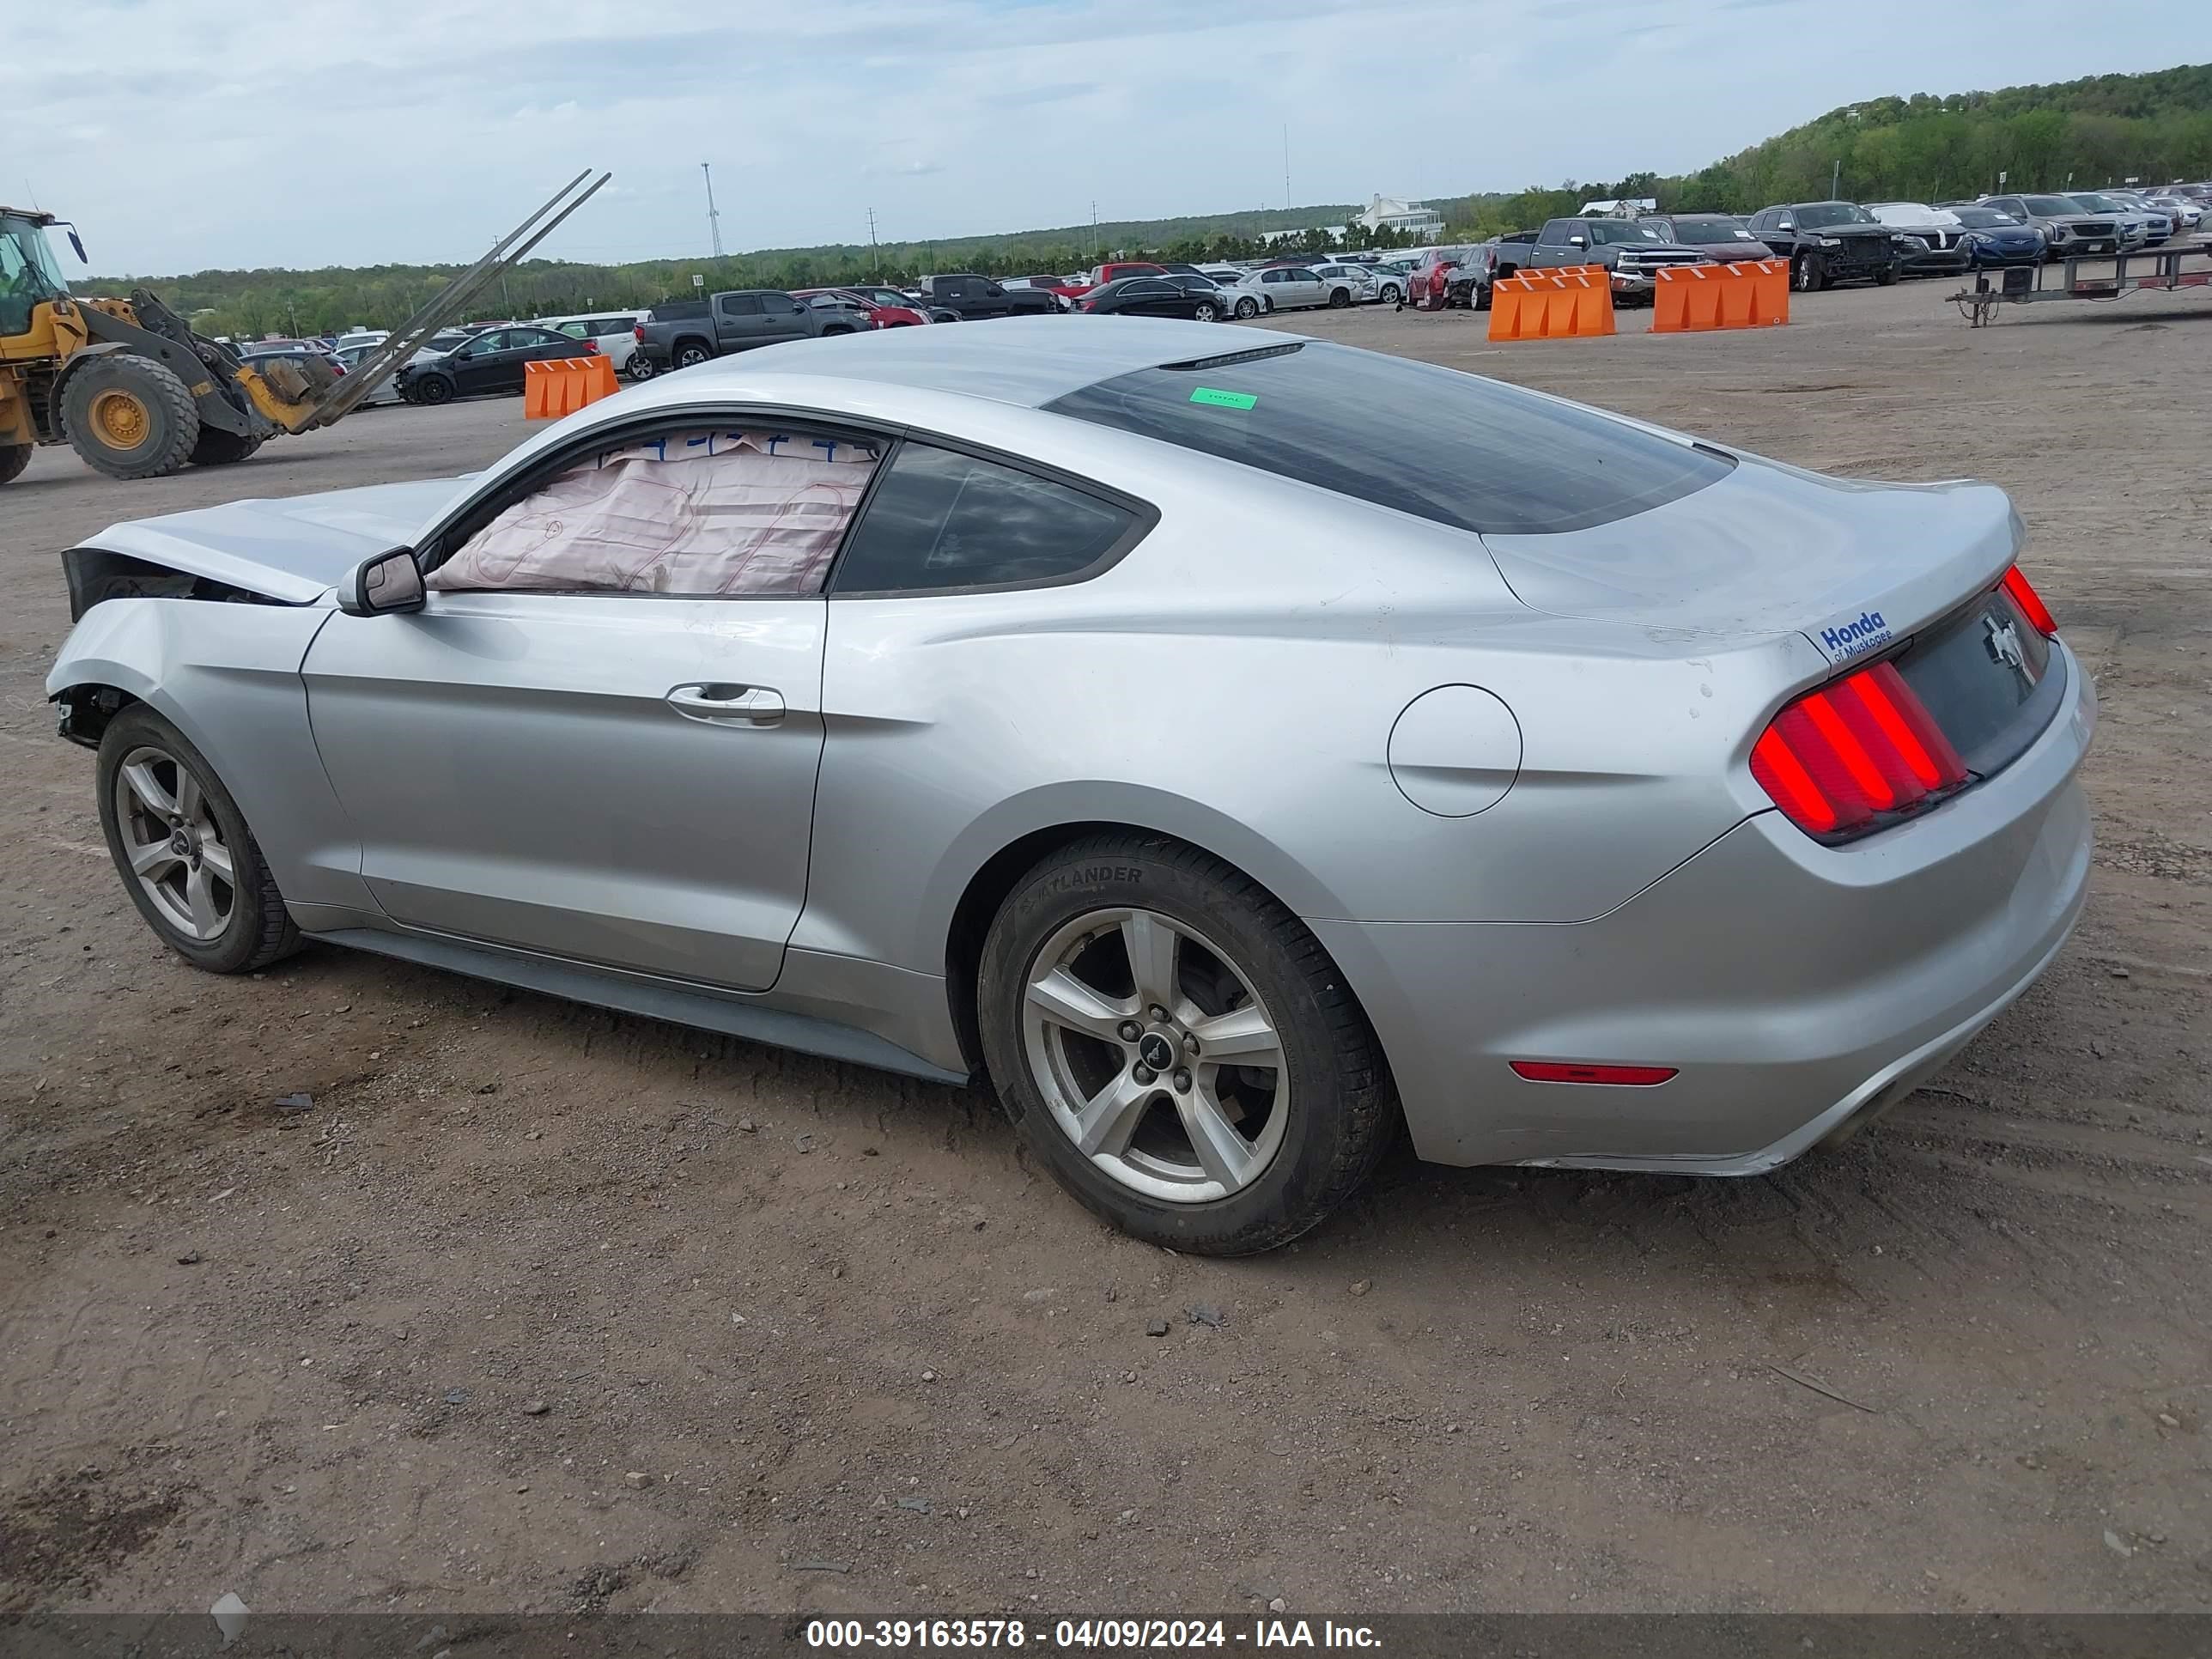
792 286 932 327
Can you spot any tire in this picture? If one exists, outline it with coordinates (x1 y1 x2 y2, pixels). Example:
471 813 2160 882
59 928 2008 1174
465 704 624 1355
673 339 714 370
61 354 201 480
1791 252 1826 293
187 426 263 467
1474 283 1492 311
1194 301 1219 322
1328 287 1351 308
1234 297 1258 319
625 356 656 381
412 373 455 406
0 444 28 486
977 834 1396 1255
1378 283 1402 304
1875 261 1899 287
95 705 301 975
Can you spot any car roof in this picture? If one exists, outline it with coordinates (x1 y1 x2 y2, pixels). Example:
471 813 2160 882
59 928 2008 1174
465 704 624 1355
657 315 1303 409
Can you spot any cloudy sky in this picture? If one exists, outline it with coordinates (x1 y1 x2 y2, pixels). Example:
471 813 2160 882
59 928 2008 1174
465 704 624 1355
8 0 2194 276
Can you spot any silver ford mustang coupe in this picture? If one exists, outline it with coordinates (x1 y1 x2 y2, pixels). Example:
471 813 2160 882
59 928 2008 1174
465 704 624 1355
46 319 2094 1255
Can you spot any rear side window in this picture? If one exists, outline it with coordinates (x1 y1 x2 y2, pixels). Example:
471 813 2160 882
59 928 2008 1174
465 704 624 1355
1044 342 1733 536
832 444 1139 595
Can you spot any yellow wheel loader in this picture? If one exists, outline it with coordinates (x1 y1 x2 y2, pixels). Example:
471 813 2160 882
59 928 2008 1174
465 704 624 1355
0 171 608 488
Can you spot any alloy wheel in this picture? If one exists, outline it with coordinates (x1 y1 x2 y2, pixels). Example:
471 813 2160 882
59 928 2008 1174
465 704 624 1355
1020 907 1288 1204
112 745 235 942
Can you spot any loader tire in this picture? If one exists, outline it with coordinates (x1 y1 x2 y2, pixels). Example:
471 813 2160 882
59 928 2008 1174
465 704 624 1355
63 355 202 480
188 427 264 467
0 445 29 486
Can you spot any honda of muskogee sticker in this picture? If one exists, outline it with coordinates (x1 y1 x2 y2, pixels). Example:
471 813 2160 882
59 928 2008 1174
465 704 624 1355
1812 606 1893 665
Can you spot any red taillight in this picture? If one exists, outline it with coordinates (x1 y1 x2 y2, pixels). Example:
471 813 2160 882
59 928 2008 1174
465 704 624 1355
580 339 599 353
1751 660 1967 841
634 325 647 341
1510 1061 1678 1085
2002 564 2057 636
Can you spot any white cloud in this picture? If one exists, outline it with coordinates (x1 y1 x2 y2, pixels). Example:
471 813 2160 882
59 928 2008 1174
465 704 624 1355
7 0 2196 274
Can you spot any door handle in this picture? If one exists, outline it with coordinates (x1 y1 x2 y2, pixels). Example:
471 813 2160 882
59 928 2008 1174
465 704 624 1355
665 683 785 726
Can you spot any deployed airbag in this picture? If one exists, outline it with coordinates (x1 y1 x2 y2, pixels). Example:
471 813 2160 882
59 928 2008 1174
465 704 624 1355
428 430 880 596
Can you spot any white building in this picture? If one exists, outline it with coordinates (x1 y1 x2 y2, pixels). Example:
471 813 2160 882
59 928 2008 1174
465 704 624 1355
1580 197 1658 218
1355 194 1444 236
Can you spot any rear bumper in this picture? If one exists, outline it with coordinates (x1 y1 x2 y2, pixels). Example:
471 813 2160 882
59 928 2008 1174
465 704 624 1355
1316 641 2096 1171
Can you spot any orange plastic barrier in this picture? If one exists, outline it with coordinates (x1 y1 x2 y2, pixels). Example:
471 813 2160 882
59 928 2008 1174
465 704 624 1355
1650 259 1790 332
1486 265 1615 341
524 355 620 420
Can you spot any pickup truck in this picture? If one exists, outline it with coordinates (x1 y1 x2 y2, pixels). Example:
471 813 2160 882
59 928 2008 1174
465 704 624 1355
1521 218 1709 304
911 273 1060 320
635 289 862 372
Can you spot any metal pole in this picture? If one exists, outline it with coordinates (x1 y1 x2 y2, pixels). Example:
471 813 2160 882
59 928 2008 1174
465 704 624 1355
1283 125 1291 213
702 162 724 258
1831 158 1841 198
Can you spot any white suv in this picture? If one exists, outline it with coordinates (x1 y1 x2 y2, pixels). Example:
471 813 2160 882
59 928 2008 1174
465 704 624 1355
540 312 650 380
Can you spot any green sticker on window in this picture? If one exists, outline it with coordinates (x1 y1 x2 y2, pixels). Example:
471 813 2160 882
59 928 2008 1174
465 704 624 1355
1188 386 1258 410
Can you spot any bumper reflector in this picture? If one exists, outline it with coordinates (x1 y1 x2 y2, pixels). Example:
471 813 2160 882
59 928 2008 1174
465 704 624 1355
1510 1061 1679 1085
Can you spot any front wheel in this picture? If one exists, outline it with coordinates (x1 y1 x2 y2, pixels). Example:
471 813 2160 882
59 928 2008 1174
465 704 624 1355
62 354 202 479
1791 252 1825 292
1378 283 1402 304
1233 297 1258 319
411 374 455 405
1875 261 1899 287
95 705 301 975
978 835 1396 1255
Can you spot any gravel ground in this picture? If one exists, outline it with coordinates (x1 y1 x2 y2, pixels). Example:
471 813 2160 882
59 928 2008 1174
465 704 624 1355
2 276 2209 1617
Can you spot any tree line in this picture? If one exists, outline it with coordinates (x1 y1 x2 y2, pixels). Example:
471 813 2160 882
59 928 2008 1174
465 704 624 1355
76 63 2212 339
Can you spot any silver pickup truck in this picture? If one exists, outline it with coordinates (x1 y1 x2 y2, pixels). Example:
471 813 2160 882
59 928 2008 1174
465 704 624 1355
1520 218 1710 304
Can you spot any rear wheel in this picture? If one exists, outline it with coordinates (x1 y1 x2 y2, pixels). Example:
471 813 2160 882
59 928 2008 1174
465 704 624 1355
0 444 28 486
625 356 657 381
673 339 714 370
95 705 301 975
187 426 264 467
1328 287 1352 308
1193 301 1220 322
978 835 1396 1255
62 355 201 479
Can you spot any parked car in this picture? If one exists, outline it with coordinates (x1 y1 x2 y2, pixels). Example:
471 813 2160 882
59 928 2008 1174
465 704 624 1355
1249 265 1333 310
1744 203 1903 291
1637 215 1776 262
1522 218 1709 303
1196 268 1275 318
332 343 403 405
635 289 862 373
46 318 2094 1255
840 283 960 323
541 311 649 380
1079 276 1225 321
1977 196 2121 260
331 329 388 356
2140 192 2203 229
1308 264 1378 307
1443 244 1518 309
1861 204 1974 276
791 287 932 328
394 325 590 404
1937 205 2046 267
1066 262 1168 300
911 273 1060 320
2061 191 2166 246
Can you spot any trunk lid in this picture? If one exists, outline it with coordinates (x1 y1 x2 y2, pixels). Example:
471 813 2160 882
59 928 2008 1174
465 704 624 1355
1477 451 2020 653
78 477 472 605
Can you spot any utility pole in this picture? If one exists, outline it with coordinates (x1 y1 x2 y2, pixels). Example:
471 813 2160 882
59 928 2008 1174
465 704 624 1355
702 161 725 258
1830 158 1841 199
1091 200 1098 262
1283 125 1291 214
866 207 879 279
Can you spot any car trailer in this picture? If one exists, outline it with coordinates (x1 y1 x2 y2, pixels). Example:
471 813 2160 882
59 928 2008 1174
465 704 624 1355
1949 240 2212 326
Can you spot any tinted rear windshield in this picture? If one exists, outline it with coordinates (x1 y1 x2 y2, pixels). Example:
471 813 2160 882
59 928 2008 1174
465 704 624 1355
1042 342 1734 534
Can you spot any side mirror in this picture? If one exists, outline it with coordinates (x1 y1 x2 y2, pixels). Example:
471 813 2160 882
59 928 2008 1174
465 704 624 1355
67 228 88 264
1778 220 1795 231
337 548 426 617
1567 234 1587 247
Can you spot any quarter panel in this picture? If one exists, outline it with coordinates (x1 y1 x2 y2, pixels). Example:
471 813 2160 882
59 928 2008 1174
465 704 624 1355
46 597 372 909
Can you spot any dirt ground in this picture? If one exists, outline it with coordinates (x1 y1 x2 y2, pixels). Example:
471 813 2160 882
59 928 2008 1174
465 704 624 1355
3 279 2209 1620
